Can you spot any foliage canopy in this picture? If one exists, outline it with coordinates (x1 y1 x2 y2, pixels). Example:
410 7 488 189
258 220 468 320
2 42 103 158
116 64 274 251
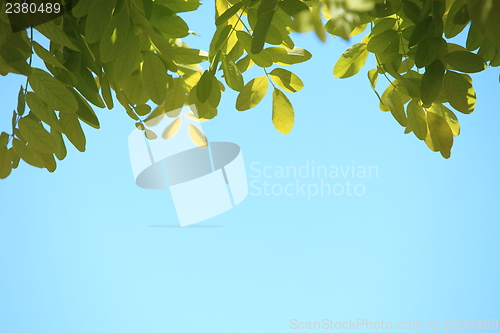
0 0 499 179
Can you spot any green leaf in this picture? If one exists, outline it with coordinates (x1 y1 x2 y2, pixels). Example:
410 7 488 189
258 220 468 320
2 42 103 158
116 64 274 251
59 112 86 152
35 21 80 52
272 88 294 134
427 103 460 136
164 78 187 113
17 85 25 116
216 2 243 26
25 92 61 131
0 145 11 179
444 0 469 38
237 31 273 67
100 75 114 110
175 48 209 65
12 139 45 168
406 99 427 140
18 117 58 154
151 5 190 38
72 90 100 129
100 8 130 63
252 0 279 54
442 51 486 73
334 43 368 78
371 18 396 35
415 37 447 68
221 53 244 91
39 153 56 172
135 104 152 117
0 132 8 147
32 41 66 70
51 128 67 161
142 52 168 104
386 90 408 127
265 46 312 65
367 29 397 53
145 105 166 127
409 16 433 48
122 71 149 106
157 0 201 13
466 23 484 51
196 71 213 103
113 35 141 84
425 111 453 158
236 76 268 111
188 86 218 119
269 68 303 93
85 0 117 44
279 0 309 17
29 68 78 113
9 148 20 169
421 59 445 107
444 70 475 114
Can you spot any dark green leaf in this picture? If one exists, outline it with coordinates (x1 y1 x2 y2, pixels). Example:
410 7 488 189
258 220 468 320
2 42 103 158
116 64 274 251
421 59 445 106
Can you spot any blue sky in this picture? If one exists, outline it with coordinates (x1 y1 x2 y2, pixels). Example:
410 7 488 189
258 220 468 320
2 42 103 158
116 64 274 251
0 3 499 333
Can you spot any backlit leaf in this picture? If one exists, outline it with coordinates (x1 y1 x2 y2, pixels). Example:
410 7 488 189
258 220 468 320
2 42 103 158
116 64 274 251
59 112 86 152
334 43 368 78
265 46 312 65
427 103 460 136
222 53 244 91
188 123 208 147
100 8 130 63
12 139 45 168
442 51 486 73
421 60 445 107
236 76 268 111
0 145 11 179
406 99 427 140
25 92 61 131
387 89 408 127
35 21 80 51
444 71 475 114
165 78 188 113
114 35 141 84
85 0 117 44
272 88 294 134
216 2 243 26
29 68 78 113
237 31 273 67
269 68 303 92
162 117 182 139
425 111 453 158
142 52 168 104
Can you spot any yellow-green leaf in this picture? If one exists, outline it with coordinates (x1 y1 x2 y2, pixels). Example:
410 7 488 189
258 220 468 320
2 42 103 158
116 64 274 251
29 68 78 113
421 59 445 107
25 92 61 131
51 128 67 161
72 89 101 129
145 105 166 127
142 52 168 104
35 21 80 51
252 0 279 54
387 90 408 127
269 68 303 92
135 104 152 116
236 76 268 111
216 2 243 26
12 139 45 168
85 0 117 44
236 31 273 67
188 123 208 147
272 88 294 134
265 46 312 65
425 111 453 158
444 71 475 114
334 43 368 78
100 8 130 63
406 99 427 140
165 78 187 113
162 117 182 139
18 117 58 154
100 75 114 110
59 112 86 152
221 53 244 91
114 35 141 84
0 145 11 179
427 103 460 136
145 129 157 140
443 51 486 73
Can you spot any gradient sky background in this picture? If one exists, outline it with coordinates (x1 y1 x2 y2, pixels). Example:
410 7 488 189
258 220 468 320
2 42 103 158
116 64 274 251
0 2 499 333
